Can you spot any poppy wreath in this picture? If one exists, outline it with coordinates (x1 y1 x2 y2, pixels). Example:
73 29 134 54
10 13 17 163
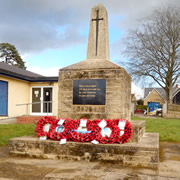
113 119 133 144
69 119 96 142
93 119 120 144
36 116 56 138
49 118 72 141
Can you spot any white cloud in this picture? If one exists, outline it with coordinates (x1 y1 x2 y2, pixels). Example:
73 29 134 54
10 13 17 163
1 0 179 54
27 66 60 76
131 82 144 100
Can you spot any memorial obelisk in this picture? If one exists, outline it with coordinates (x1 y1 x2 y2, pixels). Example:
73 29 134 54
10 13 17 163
87 4 109 60
58 4 131 120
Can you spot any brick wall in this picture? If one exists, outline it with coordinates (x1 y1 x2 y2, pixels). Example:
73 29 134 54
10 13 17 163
17 116 56 124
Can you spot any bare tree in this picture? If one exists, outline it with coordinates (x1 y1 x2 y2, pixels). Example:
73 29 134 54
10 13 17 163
124 6 180 103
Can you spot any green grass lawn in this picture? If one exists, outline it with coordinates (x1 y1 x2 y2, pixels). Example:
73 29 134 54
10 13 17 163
132 116 180 142
0 124 34 146
0 117 180 146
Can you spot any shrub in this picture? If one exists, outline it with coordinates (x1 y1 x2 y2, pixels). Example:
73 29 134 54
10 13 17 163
136 105 147 110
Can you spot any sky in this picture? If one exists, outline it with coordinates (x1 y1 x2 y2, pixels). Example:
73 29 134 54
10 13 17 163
0 0 180 99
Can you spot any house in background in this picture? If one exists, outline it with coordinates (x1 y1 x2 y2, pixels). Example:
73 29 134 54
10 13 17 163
144 88 166 106
144 87 180 106
0 62 58 122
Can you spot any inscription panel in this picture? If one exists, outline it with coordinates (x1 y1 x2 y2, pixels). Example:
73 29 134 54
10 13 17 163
73 79 106 105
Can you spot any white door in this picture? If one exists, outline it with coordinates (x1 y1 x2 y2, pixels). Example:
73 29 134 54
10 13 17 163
31 87 53 115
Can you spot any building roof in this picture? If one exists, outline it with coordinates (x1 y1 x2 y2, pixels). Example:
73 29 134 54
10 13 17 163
0 62 58 82
144 87 178 99
173 88 180 97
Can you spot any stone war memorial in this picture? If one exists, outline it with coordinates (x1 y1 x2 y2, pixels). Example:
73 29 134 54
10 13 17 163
58 4 131 121
9 4 159 170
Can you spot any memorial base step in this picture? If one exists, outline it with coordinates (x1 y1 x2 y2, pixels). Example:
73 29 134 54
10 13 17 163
129 120 145 142
9 133 159 170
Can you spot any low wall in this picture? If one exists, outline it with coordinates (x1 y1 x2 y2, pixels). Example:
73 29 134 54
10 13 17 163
168 104 180 111
166 104 180 118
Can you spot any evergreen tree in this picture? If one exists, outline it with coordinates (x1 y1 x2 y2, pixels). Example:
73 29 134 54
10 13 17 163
0 43 26 69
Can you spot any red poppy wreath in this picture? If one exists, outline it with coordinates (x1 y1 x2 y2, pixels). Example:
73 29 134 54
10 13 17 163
92 119 120 144
69 119 96 142
36 116 56 138
49 118 72 141
113 119 133 144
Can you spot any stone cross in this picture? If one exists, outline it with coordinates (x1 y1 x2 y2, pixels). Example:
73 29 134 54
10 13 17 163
87 4 110 60
92 9 104 56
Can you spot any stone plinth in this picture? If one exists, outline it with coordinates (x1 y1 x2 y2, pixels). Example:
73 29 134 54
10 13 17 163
129 120 145 143
58 59 131 120
9 133 159 170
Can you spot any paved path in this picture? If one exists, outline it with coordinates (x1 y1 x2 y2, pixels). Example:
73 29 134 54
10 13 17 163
0 142 180 180
0 118 16 124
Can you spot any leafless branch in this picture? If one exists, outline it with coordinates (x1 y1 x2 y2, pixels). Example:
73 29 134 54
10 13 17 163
124 6 180 103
